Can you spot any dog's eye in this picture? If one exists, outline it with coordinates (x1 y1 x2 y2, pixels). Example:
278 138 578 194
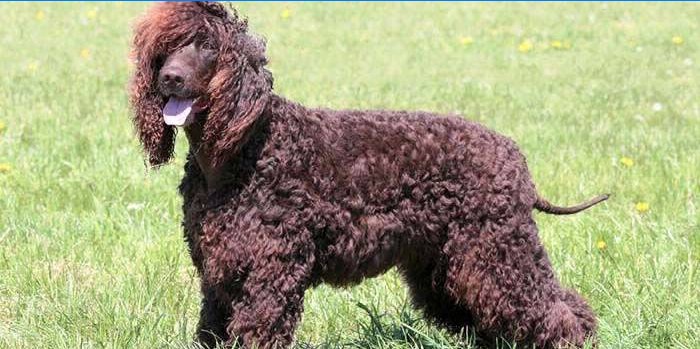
200 41 216 51
153 55 165 69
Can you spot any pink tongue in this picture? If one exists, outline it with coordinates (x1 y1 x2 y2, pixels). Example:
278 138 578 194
163 97 195 126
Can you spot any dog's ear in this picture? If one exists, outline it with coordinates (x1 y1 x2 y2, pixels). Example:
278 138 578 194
129 7 177 167
129 76 175 167
204 33 273 168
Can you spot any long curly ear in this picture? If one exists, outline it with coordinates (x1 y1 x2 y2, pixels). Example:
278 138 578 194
128 5 178 167
129 77 175 167
204 33 273 168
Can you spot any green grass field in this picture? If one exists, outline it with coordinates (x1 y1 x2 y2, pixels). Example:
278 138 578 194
0 2 698 348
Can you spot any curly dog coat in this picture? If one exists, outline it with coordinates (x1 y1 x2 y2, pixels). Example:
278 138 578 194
129 3 607 348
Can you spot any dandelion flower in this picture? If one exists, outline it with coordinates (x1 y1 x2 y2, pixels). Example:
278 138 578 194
635 202 650 213
86 9 97 20
35 10 45 21
652 102 663 112
518 39 533 53
550 40 563 49
80 48 91 59
0 121 5 134
596 239 607 250
0 163 11 174
460 36 474 46
280 8 291 19
672 36 684 45
620 157 634 167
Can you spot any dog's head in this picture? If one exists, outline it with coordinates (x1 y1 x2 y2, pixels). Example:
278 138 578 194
129 2 272 167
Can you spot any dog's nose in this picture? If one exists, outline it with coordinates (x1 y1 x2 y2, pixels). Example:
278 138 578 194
158 67 185 90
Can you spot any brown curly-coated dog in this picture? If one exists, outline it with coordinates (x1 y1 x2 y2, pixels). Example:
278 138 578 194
129 3 607 349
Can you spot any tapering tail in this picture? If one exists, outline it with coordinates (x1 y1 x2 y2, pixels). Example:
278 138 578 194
534 194 610 215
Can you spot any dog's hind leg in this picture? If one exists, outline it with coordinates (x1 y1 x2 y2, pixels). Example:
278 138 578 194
399 258 475 333
443 215 596 348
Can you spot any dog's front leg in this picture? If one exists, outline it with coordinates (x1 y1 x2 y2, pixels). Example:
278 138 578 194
224 253 312 349
196 284 231 348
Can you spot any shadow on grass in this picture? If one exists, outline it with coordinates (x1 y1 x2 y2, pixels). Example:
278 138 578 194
180 302 529 349
296 302 484 349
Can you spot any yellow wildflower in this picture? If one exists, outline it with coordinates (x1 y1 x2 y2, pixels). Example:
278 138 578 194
596 239 607 250
672 36 684 45
80 48 91 59
0 163 11 174
280 8 291 19
518 39 533 53
35 10 45 21
460 36 474 46
635 202 650 213
0 121 5 133
86 9 97 20
620 157 634 167
550 40 571 50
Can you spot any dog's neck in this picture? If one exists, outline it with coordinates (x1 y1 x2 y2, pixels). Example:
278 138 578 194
182 100 275 193
184 119 223 193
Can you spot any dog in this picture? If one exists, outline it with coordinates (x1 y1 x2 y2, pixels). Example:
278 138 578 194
129 3 606 348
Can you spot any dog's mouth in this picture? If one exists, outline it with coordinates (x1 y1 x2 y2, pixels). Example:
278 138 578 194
163 96 208 127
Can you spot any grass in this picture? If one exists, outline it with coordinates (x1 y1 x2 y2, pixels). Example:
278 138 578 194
0 2 698 348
